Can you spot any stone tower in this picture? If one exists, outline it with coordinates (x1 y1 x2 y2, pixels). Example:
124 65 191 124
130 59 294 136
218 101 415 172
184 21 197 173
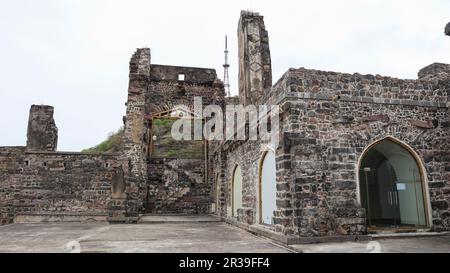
238 11 272 105
26 105 58 151
108 48 151 223
445 22 450 36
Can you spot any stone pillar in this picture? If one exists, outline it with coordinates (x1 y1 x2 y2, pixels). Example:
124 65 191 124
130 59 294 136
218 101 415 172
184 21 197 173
238 11 272 106
445 22 449 36
26 105 58 151
108 48 150 223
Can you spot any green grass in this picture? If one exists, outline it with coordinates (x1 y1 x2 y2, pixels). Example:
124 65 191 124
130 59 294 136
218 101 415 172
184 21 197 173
82 127 124 153
152 118 204 159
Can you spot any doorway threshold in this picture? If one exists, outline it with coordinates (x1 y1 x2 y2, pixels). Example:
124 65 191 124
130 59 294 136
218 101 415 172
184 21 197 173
367 226 424 234
369 230 449 239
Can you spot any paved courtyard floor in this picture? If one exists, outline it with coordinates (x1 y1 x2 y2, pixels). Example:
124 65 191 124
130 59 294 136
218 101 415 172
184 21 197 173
0 219 291 253
290 234 450 253
0 216 448 253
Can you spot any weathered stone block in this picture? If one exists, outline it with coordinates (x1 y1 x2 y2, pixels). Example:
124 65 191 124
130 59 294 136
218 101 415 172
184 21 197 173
431 200 448 210
26 105 58 152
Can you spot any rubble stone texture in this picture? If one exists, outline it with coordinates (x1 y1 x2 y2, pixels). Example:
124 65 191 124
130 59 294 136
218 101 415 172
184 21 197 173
0 12 448 243
238 11 272 106
0 146 120 225
26 105 58 152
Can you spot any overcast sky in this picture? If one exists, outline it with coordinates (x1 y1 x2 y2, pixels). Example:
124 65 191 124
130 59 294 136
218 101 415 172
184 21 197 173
0 0 449 151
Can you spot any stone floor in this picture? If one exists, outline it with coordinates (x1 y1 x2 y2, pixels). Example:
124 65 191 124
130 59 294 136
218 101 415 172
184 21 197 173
290 234 450 253
0 216 448 253
0 218 291 253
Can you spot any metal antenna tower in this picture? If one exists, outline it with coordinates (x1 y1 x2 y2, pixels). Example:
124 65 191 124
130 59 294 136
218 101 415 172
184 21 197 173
223 35 231 97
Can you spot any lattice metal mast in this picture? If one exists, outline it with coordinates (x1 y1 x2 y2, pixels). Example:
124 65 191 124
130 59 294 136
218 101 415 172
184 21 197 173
223 35 231 97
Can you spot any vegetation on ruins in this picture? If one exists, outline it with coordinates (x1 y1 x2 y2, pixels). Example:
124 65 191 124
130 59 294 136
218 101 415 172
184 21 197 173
82 127 123 153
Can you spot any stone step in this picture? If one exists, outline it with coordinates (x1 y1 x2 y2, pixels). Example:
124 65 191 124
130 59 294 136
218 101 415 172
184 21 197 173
138 214 221 224
370 231 450 239
14 212 108 223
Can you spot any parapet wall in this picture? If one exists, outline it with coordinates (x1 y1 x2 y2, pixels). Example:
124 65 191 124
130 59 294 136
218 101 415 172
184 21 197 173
418 63 450 80
271 65 449 107
0 147 121 224
150 64 219 85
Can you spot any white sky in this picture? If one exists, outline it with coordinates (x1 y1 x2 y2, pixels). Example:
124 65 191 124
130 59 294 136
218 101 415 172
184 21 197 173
0 0 449 151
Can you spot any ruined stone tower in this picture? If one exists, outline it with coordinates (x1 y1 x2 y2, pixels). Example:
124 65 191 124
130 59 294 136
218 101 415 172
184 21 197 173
238 11 272 105
109 48 151 222
108 46 225 223
26 105 58 152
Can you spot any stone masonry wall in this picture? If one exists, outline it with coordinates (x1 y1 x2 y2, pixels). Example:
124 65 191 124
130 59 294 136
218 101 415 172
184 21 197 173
144 65 225 215
277 65 449 236
224 140 261 225
210 132 294 235
215 64 449 237
0 147 120 225
110 48 151 222
209 12 449 239
112 48 226 220
146 158 207 214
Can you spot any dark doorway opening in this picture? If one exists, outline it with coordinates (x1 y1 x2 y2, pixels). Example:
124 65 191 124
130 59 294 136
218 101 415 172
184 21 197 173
359 139 428 230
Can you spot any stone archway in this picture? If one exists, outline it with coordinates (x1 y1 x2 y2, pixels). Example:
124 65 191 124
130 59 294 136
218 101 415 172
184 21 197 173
215 173 221 215
259 151 277 225
232 165 243 218
358 137 430 230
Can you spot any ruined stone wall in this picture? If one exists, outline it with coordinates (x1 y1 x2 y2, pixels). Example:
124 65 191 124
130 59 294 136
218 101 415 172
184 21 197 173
238 11 272 106
146 158 207 214
144 64 225 215
26 105 58 152
277 65 449 235
110 48 151 222
214 62 449 237
210 11 450 239
224 141 261 224
210 134 294 235
209 11 289 234
419 63 450 81
0 147 121 225
147 78 224 114
112 48 226 219
284 100 448 235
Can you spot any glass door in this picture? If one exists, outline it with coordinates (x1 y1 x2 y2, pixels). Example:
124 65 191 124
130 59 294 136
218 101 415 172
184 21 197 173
359 139 427 230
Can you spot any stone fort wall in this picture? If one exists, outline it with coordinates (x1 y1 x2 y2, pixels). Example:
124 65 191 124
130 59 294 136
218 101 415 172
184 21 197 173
0 106 122 225
0 11 448 244
212 62 449 237
110 48 226 221
278 64 449 236
0 147 121 225
210 12 450 240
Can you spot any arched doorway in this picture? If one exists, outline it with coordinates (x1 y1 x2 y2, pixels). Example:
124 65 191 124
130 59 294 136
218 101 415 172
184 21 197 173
216 173 221 215
358 138 428 230
232 165 243 218
259 151 277 225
